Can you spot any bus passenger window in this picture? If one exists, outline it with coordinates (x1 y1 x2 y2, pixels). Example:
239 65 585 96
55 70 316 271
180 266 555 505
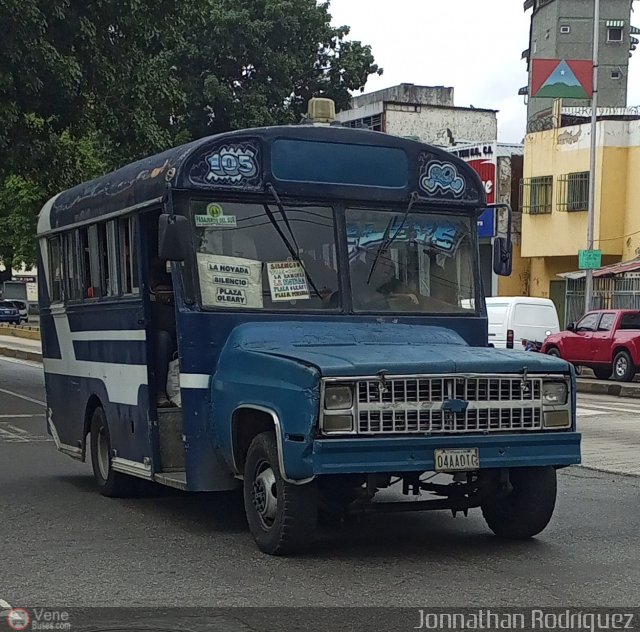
119 217 139 295
78 228 92 298
48 236 64 303
64 231 82 300
87 225 102 298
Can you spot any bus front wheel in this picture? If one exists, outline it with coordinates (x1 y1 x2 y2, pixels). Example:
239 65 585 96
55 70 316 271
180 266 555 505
90 406 136 498
243 431 318 555
481 466 557 540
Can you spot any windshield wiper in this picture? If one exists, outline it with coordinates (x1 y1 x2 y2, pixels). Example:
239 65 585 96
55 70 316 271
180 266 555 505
263 183 322 299
366 191 419 285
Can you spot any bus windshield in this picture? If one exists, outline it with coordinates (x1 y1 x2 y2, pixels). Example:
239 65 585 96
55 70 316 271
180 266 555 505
192 200 339 310
346 209 476 313
191 200 477 314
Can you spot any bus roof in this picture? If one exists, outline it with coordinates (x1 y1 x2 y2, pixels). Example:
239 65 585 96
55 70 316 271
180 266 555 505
37 125 486 236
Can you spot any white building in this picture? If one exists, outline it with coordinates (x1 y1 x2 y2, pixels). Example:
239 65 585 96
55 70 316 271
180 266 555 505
336 83 497 147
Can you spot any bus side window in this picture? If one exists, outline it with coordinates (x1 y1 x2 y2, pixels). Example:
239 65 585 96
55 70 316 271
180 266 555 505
48 236 64 303
63 231 83 300
96 221 119 297
87 226 102 298
119 216 139 295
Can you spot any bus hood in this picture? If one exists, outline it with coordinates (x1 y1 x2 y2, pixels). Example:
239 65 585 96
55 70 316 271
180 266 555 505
225 321 570 377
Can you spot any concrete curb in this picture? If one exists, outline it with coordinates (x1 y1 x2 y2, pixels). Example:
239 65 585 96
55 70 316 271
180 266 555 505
0 346 42 362
579 464 639 478
576 379 640 399
0 324 41 341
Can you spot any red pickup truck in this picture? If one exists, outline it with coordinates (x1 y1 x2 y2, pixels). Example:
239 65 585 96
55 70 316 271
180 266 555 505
542 309 640 382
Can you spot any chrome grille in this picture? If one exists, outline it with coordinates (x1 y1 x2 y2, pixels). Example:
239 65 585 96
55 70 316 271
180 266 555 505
355 376 543 435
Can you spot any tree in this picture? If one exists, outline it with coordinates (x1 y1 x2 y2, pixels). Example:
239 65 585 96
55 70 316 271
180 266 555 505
0 0 381 273
175 0 381 137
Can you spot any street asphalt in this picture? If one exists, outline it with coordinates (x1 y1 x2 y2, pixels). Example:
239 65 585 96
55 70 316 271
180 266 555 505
1 357 639 609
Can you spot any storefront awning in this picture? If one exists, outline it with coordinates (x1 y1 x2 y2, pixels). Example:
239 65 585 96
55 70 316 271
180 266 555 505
558 258 640 280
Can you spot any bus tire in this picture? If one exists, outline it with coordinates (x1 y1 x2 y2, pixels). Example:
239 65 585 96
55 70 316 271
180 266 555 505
90 406 136 498
243 431 318 555
481 466 557 540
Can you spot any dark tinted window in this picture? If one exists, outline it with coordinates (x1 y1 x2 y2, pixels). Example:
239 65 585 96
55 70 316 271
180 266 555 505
271 140 408 188
620 312 640 329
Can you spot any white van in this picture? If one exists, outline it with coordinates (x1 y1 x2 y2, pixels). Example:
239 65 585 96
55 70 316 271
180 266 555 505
485 297 560 349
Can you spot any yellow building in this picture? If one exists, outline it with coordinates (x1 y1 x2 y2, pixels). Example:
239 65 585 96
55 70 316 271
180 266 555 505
519 108 640 318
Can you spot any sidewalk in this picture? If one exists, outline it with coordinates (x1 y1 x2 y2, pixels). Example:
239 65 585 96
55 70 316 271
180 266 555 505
577 376 640 399
578 394 640 477
0 334 42 362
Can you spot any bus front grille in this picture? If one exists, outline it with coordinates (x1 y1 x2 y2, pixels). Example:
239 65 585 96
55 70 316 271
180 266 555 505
355 376 544 435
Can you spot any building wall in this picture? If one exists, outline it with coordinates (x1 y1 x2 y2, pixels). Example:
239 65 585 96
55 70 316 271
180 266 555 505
384 105 497 147
350 84 454 109
525 0 633 123
498 243 531 297
623 142 640 259
521 117 640 297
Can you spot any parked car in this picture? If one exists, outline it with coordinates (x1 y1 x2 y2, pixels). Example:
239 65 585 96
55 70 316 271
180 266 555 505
486 296 560 349
0 300 21 325
5 299 28 323
542 309 640 382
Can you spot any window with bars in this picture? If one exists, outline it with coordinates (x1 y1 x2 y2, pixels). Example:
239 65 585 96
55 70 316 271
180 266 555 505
557 172 589 212
520 176 553 214
343 113 383 131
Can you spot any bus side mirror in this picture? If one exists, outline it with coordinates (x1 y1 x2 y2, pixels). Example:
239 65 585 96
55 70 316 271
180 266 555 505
158 214 189 262
492 236 513 276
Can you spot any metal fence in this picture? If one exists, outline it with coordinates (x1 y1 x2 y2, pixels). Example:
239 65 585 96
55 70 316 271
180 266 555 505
566 276 640 324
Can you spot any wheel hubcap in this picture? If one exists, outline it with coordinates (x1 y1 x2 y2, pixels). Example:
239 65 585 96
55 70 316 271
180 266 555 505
616 357 628 377
252 462 277 528
97 427 110 481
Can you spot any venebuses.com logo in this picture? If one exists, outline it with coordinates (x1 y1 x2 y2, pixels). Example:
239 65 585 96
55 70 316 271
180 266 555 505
6 609 30 631
3 608 71 631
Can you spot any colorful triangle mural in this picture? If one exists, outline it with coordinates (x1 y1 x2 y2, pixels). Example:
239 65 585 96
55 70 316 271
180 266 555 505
531 59 594 99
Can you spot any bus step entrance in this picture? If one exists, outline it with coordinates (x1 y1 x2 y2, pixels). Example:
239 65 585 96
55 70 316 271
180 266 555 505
157 408 185 473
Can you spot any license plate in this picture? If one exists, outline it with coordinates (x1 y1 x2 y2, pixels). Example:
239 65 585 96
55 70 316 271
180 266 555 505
434 448 479 472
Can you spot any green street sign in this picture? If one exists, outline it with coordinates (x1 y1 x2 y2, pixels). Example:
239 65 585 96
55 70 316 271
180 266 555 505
579 249 602 270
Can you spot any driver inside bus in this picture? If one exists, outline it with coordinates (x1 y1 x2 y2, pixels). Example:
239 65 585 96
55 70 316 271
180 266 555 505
350 248 419 310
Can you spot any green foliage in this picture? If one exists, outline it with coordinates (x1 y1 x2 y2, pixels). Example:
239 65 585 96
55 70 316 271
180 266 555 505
0 0 381 270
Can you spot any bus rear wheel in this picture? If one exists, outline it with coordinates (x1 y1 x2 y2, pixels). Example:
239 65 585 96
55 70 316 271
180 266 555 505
90 406 137 498
243 431 318 555
481 466 557 540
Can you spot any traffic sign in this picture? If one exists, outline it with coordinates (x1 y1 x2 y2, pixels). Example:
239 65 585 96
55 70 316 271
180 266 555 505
579 249 602 270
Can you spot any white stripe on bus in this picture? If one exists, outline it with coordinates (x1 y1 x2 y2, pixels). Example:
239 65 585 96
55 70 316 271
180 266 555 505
180 373 210 389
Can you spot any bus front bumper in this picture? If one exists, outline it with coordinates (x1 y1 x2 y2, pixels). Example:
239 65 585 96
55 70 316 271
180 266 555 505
310 432 581 475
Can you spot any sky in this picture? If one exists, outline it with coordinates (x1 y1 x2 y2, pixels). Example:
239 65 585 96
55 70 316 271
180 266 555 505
329 0 640 143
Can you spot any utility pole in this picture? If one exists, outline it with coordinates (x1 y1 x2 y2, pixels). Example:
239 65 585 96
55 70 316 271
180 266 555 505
585 0 600 314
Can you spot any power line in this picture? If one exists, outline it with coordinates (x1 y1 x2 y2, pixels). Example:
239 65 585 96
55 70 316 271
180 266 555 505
595 228 640 243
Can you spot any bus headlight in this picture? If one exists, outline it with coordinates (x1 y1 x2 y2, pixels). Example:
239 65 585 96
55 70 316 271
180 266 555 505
542 381 568 406
324 384 354 410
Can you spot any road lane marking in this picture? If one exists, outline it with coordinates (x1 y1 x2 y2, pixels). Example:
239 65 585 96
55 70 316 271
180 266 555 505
0 356 43 369
0 414 45 418
0 424 51 443
0 599 12 609
578 403 640 415
577 407 603 417
0 387 45 407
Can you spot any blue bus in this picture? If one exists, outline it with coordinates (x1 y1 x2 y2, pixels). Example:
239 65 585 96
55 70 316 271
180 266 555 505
37 99 580 554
